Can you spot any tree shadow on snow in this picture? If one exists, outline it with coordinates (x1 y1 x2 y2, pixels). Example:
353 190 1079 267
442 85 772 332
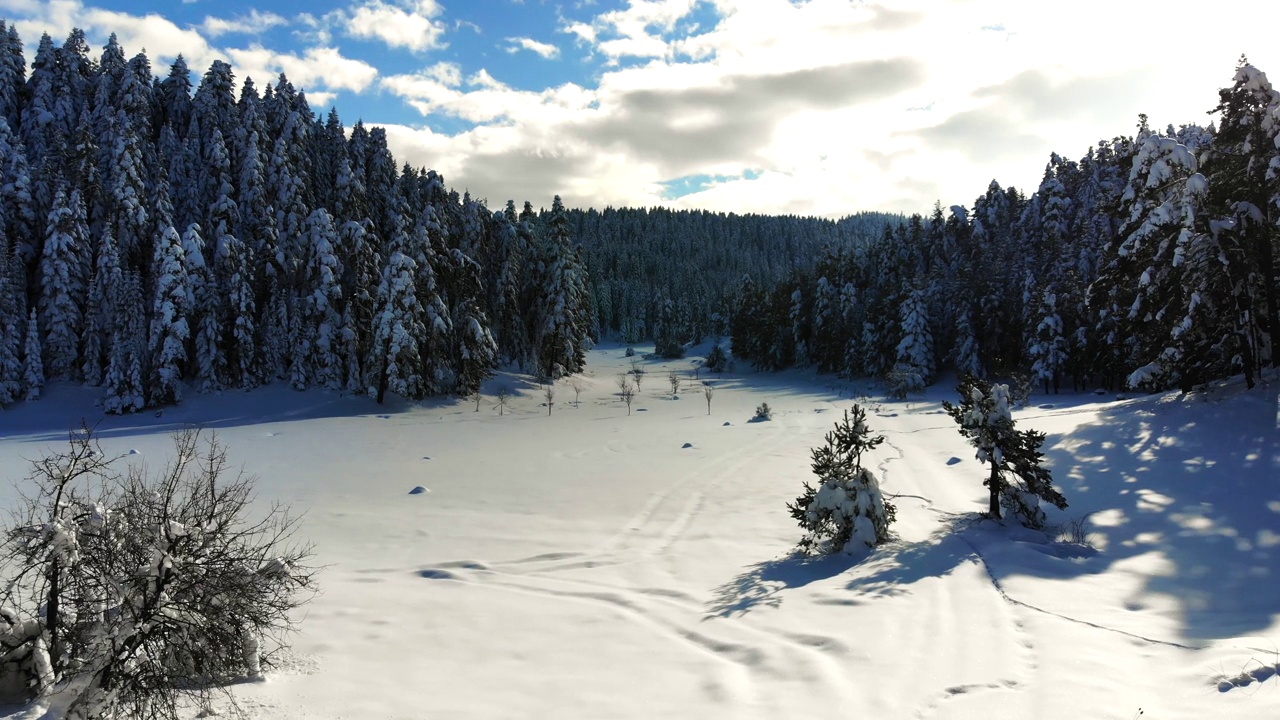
839 380 1280 643
1035 382 1280 641
705 551 860 618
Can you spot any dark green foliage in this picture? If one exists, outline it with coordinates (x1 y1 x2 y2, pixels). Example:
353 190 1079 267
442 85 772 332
942 377 1066 528
788 405 896 553
704 342 728 373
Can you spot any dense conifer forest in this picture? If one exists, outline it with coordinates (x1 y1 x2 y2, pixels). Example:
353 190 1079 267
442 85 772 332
0 24 1275 412
730 65 1279 395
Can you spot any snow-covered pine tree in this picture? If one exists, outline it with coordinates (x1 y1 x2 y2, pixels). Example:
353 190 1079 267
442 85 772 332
1105 124 1231 391
653 293 684 359
1205 59 1280 374
942 377 1066 528
79 227 120 386
336 219 378 393
532 196 589 379
155 55 194 141
0 21 23 130
789 286 809 366
183 223 224 393
38 186 89 380
20 34 59 178
148 225 190 407
452 297 498 396
0 117 38 270
788 405 896 553
213 209 257 390
22 308 42 401
809 276 843 373
103 271 145 414
952 305 983 379
893 285 934 393
0 243 21 404
368 248 428 403
1028 290 1068 394
298 208 344 390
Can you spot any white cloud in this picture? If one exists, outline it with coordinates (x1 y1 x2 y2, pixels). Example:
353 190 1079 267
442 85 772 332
201 10 288 38
506 37 560 59
562 21 596 44
345 0 448 53
5 0 1280 218
226 44 378 94
570 0 699 62
306 90 338 109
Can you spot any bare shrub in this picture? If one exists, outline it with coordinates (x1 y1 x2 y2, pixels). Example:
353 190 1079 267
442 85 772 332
0 426 316 719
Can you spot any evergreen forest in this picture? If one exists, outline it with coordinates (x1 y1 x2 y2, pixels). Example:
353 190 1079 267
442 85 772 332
0 24 1275 413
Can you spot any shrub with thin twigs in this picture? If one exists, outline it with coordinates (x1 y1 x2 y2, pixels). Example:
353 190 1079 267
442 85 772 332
0 426 316 719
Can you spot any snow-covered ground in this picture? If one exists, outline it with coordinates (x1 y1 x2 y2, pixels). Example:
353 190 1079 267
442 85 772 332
1 344 1277 719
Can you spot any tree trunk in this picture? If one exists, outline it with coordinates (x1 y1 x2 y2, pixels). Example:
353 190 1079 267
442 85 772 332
987 460 1001 518
1257 228 1279 369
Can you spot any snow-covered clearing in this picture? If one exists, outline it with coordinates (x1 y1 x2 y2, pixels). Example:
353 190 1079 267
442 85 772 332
1 345 1277 719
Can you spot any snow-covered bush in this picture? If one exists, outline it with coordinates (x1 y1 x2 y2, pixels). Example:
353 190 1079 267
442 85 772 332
752 402 772 422
704 343 728 374
942 377 1067 528
0 427 316 719
788 405 896 553
885 362 926 400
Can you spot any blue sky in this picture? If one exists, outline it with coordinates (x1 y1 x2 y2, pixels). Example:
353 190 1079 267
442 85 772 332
2 1 1277 216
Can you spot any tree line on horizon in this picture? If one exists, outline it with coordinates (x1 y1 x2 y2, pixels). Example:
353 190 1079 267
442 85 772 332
1 25 1273 413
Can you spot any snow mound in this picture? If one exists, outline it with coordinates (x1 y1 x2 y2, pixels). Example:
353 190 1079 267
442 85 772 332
946 457 961 466
408 486 429 495
681 442 693 449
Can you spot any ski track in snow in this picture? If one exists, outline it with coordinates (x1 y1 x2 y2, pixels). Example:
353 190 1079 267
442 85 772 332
7 351 1276 719
414 418 862 713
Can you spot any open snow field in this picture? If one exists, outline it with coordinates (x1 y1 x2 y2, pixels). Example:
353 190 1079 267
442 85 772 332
1 344 1277 719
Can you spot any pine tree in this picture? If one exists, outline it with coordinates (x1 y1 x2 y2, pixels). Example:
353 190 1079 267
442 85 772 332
336 219 378 392
103 272 145 414
148 225 190 407
452 298 498 396
0 117 38 269
893 285 934 392
80 227 121 386
0 243 22 404
0 21 24 130
183 223 223 392
38 187 89 380
952 306 983 379
22 309 42 401
1205 60 1280 374
368 249 427 403
942 377 1066 528
1028 290 1068 393
532 196 589 379
788 405 896 553
298 209 344 390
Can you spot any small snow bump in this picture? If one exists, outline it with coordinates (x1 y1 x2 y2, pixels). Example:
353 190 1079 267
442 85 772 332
681 442 693 449
128 449 140 455
418 569 457 580
408 486 430 495
422 456 431 460
946 457 961 466
722 421 731 426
